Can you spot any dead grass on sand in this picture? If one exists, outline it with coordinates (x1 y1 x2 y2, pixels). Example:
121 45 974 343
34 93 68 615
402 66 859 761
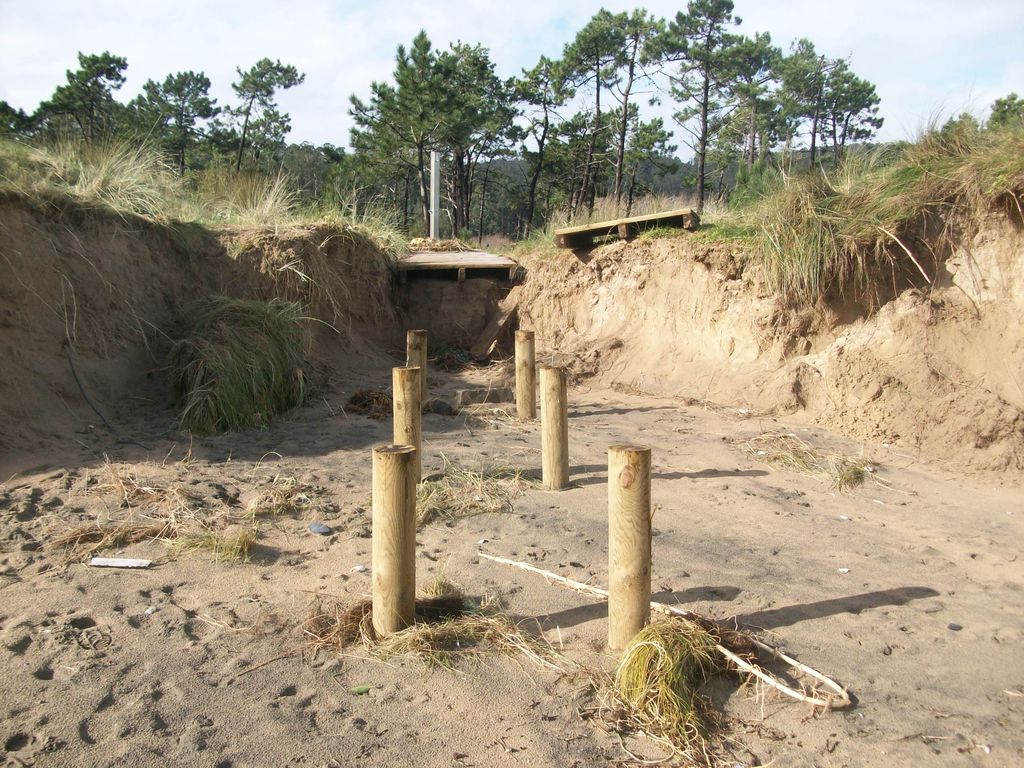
739 431 880 491
300 583 564 671
416 453 536 527
346 389 392 419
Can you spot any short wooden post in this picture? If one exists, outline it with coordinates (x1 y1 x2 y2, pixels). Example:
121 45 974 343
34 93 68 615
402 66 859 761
607 444 652 651
406 330 428 401
515 330 536 421
371 444 417 637
539 365 569 490
392 366 423 483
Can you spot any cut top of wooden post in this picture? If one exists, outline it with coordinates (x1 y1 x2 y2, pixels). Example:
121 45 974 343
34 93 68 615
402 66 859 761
554 208 699 249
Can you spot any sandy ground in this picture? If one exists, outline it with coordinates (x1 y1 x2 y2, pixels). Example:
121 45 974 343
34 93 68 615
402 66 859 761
2 358 1023 768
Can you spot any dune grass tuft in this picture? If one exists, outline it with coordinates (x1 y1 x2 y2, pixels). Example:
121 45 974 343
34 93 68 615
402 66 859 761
0 138 179 218
605 618 729 763
170 296 310 434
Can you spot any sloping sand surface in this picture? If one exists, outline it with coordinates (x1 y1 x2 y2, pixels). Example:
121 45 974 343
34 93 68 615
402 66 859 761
3 362 1022 766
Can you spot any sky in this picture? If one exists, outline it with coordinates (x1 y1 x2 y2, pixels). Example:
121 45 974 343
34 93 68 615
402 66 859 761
1 0 1021 158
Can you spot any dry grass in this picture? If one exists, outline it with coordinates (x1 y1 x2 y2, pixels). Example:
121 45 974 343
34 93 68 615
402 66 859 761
739 431 878 491
221 221 398 328
416 453 535 527
408 237 472 252
247 475 315 519
346 388 392 419
431 345 473 371
171 525 260 563
75 460 201 512
300 590 564 672
49 521 179 554
55 459 266 563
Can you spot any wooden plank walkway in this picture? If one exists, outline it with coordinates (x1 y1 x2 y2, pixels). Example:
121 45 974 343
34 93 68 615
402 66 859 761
554 208 699 249
396 250 517 272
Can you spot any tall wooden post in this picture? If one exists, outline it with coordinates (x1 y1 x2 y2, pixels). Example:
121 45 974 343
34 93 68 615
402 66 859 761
515 330 536 421
406 329 428 401
371 444 417 637
393 366 423 484
607 444 652 651
539 365 569 490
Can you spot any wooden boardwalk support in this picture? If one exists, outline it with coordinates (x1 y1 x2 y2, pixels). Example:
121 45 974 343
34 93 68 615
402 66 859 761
395 250 518 276
554 208 699 249
469 286 521 360
406 330 428 400
607 444 652 651
515 330 536 421
539 366 569 490
371 444 417 637
392 366 423 483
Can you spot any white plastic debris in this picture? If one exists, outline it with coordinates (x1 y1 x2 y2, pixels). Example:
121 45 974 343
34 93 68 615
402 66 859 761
477 538 489 545
737 408 750 415
89 557 152 569
838 568 850 574
144 606 157 616
838 515 851 521
350 564 368 573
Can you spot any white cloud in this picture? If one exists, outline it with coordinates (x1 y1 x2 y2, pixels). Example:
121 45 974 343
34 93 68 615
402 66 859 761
1 0 1020 154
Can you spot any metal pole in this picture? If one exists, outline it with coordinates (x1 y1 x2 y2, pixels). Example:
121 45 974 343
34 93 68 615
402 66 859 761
430 150 440 240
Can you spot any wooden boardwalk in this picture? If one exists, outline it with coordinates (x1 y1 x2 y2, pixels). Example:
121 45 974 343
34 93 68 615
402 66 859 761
395 250 519 281
554 208 699 249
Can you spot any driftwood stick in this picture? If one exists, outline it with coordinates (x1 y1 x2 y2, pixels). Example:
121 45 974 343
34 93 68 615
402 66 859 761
478 552 851 709
878 226 932 285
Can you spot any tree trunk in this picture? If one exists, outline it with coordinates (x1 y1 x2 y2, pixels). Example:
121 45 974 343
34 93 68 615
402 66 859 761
696 62 710 213
416 144 430 232
402 169 411 231
524 113 549 237
625 164 638 216
746 102 757 172
577 52 602 218
613 41 638 202
235 95 255 172
477 162 490 245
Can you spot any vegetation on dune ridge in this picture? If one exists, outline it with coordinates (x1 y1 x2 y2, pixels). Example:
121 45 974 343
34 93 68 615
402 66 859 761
170 296 310 434
735 121 1024 306
0 137 406 261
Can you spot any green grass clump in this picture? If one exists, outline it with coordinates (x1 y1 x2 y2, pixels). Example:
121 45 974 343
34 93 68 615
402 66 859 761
742 123 1024 306
171 296 310 434
611 618 727 761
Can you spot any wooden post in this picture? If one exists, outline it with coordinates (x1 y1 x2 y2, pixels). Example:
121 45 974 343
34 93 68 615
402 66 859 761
539 365 569 490
515 330 536 421
607 444 652 651
371 444 417 637
393 366 422 484
406 329 428 401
